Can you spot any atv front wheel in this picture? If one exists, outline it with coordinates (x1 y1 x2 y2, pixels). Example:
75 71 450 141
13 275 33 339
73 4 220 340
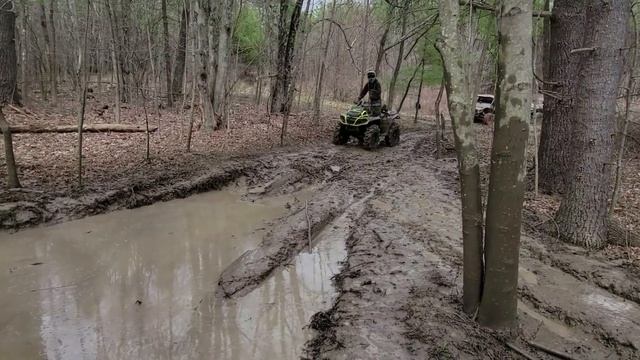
363 125 381 150
332 124 349 145
385 122 400 147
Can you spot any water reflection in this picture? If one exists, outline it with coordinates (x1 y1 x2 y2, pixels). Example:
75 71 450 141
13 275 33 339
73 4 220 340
0 188 344 360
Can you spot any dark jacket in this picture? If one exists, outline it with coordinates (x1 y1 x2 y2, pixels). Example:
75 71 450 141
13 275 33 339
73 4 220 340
359 79 382 103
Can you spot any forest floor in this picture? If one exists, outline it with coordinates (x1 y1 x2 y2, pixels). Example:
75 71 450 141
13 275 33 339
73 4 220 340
1 91 639 359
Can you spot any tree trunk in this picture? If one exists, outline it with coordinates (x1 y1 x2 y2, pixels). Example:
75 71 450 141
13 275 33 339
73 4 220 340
77 0 91 188
610 7 638 213
19 0 29 105
478 0 532 331
555 0 630 248
434 77 445 158
207 1 219 108
195 0 215 131
162 0 173 107
359 0 370 90
387 1 409 110
48 0 58 103
0 109 20 188
119 0 133 103
436 0 483 316
106 0 121 123
374 5 393 75
397 59 421 113
39 2 51 102
1 0 21 188
213 0 234 129
312 0 336 123
172 3 189 105
538 0 586 194
270 0 304 114
413 60 425 125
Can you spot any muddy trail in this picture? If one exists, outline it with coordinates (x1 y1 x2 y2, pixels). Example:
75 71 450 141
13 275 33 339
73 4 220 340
1 130 639 359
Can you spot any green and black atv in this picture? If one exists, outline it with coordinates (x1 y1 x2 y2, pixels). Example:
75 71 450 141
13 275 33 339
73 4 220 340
332 102 401 150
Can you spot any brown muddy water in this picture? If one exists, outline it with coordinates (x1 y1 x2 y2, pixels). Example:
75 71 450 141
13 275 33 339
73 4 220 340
0 187 345 359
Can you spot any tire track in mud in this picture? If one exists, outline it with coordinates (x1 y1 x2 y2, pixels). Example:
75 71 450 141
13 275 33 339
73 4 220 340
300 137 640 359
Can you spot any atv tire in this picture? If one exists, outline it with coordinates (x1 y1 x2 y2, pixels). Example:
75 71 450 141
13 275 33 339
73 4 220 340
332 124 348 145
363 125 381 151
385 122 400 147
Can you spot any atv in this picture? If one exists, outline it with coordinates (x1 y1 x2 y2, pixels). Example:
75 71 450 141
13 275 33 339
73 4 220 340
332 102 400 150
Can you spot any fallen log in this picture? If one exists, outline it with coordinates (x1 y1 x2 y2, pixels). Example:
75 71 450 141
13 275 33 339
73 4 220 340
0 124 158 134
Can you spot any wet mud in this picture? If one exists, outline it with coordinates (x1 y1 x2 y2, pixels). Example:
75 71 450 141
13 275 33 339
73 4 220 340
0 186 346 359
2 130 639 359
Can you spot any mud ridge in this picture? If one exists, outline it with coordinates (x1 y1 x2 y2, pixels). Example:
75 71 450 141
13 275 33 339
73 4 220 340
0 163 251 230
217 183 359 298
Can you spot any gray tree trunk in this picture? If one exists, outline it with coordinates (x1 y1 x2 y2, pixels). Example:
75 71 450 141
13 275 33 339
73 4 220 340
38 3 50 101
19 0 29 105
195 0 215 131
105 0 121 123
555 0 630 248
270 0 304 114
48 0 57 103
358 0 370 91
312 0 336 123
0 0 21 188
387 1 409 110
538 0 586 194
374 5 392 75
436 0 483 316
162 0 173 107
172 3 189 105
478 0 532 330
213 0 234 129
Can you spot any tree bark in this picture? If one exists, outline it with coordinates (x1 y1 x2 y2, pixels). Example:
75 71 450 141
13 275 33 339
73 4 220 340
77 0 91 188
538 0 586 194
48 0 58 103
161 0 173 107
118 0 133 102
195 0 215 131
478 0 532 331
312 0 336 123
397 59 421 113
19 0 29 105
1 0 21 188
38 2 51 102
270 0 304 114
436 0 484 316
358 0 370 90
213 0 234 129
555 0 630 248
172 3 189 105
413 60 425 125
375 5 393 75
387 1 409 110
105 0 122 123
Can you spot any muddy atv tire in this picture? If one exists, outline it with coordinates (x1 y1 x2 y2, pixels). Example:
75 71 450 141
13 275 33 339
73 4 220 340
332 124 349 145
363 125 381 150
385 122 400 147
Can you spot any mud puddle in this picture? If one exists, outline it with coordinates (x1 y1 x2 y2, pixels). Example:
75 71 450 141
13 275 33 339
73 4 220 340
0 186 344 360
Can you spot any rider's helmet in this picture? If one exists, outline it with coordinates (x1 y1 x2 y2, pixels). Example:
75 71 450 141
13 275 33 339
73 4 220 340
367 70 376 79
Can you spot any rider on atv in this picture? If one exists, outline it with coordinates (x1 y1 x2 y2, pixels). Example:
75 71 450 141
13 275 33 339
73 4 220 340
357 71 382 116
